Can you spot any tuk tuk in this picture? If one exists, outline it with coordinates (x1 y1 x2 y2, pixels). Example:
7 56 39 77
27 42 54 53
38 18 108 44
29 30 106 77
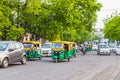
23 41 42 60
51 41 71 63
69 42 77 57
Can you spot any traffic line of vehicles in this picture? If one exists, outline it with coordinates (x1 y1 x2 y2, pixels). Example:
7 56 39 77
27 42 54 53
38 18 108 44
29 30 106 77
0 40 77 68
92 43 120 55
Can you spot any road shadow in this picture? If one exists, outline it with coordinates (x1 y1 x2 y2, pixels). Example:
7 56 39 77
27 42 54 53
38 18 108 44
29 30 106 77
0 63 23 69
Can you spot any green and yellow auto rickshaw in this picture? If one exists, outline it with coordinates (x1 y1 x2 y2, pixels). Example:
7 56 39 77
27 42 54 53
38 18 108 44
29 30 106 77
23 41 42 60
69 42 77 57
51 41 71 63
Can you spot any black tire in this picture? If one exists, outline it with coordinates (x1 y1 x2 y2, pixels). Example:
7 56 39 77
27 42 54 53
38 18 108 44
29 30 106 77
39 56 42 60
2 58 9 68
68 58 70 62
97 52 99 55
21 56 27 65
54 59 58 63
27 57 30 61
74 55 76 57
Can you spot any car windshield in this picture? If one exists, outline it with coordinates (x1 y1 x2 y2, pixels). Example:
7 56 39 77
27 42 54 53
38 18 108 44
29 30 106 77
23 44 32 48
0 43 8 51
99 45 108 48
117 45 120 48
109 45 116 48
52 43 62 48
93 45 98 47
42 44 51 48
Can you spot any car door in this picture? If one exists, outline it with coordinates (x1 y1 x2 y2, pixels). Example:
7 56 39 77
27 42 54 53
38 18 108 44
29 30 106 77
8 42 18 62
16 42 25 60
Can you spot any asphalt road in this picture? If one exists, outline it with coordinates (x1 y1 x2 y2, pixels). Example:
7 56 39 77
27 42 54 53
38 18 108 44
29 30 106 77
0 51 120 80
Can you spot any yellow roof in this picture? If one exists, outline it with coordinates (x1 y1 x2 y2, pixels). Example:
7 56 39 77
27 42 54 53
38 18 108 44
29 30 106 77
23 40 41 44
52 40 69 44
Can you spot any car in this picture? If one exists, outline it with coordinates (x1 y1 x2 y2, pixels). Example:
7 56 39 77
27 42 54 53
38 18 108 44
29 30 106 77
0 41 27 68
97 43 110 55
109 44 117 54
115 45 120 55
92 44 98 51
41 42 52 56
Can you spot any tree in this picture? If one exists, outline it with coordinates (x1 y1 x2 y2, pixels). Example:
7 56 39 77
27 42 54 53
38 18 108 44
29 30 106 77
104 15 120 41
21 0 101 42
0 0 25 40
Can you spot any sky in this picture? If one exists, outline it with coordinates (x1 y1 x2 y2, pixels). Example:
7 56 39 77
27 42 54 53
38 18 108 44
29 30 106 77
95 0 120 29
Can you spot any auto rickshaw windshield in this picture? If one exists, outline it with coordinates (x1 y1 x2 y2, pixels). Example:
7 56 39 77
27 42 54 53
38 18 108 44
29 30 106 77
23 43 33 48
52 43 62 48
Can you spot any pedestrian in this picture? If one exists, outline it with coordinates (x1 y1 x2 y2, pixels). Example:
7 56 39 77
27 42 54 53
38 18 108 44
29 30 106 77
81 44 87 55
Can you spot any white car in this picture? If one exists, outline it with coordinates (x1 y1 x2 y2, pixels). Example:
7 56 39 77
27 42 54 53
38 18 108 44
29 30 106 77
41 42 52 56
115 45 120 55
109 44 117 54
92 45 98 51
97 44 110 55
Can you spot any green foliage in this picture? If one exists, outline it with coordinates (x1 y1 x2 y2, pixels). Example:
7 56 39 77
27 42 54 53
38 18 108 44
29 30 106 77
0 0 25 40
0 0 101 42
104 15 120 41
6 26 25 40
21 0 101 42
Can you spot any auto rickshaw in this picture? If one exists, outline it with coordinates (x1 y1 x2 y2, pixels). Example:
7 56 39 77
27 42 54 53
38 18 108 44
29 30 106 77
51 41 71 63
69 42 77 57
23 41 42 60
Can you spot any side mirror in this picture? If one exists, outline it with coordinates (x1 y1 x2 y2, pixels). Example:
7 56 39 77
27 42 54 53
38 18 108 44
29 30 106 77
8 49 14 52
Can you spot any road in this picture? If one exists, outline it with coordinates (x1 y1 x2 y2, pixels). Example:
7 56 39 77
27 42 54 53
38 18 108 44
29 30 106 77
0 51 120 80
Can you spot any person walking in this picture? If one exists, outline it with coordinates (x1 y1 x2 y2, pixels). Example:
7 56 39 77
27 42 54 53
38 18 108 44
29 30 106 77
81 44 87 55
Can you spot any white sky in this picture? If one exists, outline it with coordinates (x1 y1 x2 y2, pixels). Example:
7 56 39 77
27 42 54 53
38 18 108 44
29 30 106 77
95 0 120 29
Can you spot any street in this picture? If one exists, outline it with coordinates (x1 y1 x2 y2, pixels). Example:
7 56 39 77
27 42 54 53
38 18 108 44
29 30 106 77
0 51 120 80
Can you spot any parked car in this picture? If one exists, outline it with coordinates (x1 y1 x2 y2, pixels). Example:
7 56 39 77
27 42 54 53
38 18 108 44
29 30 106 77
97 43 110 55
109 44 117 54
92 44 98 51
41 42 52 56
115 45 120 55
0 41 27 68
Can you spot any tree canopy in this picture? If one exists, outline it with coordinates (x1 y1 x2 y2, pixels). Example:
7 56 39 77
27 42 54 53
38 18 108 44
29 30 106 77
0 0 24 40
0 0 101 42
104 14 120 41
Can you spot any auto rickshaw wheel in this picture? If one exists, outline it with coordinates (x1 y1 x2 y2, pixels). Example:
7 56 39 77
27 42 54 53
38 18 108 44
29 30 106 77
68 58 70 62
54 59 58 63
39 57 42 60
74 55 76 57
27 57 30 61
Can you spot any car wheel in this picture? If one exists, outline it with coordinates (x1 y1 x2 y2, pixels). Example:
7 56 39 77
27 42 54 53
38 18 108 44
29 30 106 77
21 56 27 65
2 58 9 68
97 52 99 55
54 59 58 63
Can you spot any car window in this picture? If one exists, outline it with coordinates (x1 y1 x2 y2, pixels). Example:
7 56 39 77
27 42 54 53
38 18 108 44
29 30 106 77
14 42 21 49
0 43 8 51
99 45 108 48
9 42 15 50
